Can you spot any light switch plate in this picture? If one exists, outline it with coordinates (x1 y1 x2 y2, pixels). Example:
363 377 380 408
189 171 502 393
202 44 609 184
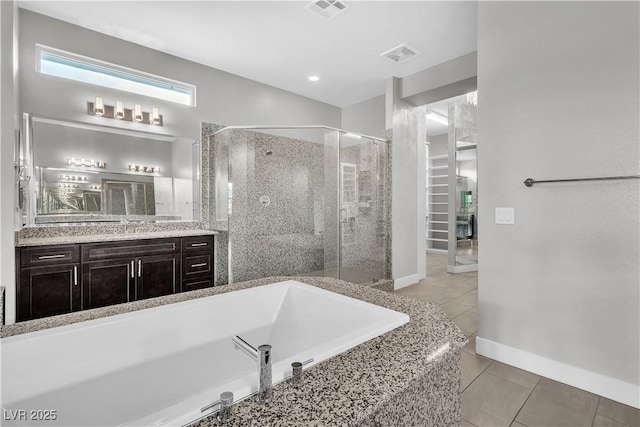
495 207 515 225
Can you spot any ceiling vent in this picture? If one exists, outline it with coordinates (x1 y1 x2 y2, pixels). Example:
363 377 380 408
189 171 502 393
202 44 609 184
380 43 420 63
306 0 349 20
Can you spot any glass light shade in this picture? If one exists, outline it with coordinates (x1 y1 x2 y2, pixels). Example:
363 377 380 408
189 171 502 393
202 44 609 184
94 97 104 116
115 101 125 119
133 104 143 122
151 107 161 125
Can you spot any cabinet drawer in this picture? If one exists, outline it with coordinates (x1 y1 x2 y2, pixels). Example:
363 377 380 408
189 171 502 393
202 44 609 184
182 253 212 278
20 245 80 268
82 238 180 261
182 278 213 292
182 235 214 252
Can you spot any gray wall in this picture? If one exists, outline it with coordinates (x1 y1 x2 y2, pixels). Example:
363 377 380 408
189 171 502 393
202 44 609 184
341 95 385 139
477 1 639 407
387 77 427 286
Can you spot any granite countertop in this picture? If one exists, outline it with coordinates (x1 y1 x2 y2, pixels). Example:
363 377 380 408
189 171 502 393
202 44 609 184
15 222 217 247
1 276 467 426
16 229 217 247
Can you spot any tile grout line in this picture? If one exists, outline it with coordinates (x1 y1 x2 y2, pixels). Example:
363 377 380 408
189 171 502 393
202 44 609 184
461 359 494 394
590 397 602 427
510 377 541 427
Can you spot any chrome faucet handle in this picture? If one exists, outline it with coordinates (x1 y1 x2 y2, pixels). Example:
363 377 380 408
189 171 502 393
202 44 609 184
217 391 234 424
291 362 303 388
290 358 314 389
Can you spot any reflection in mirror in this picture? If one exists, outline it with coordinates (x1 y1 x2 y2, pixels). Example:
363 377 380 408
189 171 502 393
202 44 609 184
25 115 199 224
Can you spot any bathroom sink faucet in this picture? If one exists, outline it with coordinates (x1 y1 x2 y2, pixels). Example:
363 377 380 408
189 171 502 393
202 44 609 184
232 335 272 404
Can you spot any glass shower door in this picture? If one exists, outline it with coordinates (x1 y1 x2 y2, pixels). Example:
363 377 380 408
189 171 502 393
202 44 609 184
337 132 388 284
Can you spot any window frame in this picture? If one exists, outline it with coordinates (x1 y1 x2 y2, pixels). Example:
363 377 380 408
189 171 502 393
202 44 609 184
35 44 197 107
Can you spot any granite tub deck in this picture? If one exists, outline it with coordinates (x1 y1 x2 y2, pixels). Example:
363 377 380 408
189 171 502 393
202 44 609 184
1 277 467 426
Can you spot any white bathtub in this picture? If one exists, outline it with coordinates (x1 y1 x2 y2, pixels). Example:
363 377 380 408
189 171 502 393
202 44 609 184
1 280 409 426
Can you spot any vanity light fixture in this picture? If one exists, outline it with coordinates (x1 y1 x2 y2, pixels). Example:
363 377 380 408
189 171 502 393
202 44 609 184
425 111 448 126
93 97 105 116
89 185 101 190
129 164 160 173
59 174 87 181
59 183 79 189
87 99 163 126
67 157 107 168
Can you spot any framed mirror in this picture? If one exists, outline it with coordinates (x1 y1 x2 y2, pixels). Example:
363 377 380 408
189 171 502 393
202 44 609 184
23 115 199 224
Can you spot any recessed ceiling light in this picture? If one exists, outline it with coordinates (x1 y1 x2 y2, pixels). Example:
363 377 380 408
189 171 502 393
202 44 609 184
308 75 320 82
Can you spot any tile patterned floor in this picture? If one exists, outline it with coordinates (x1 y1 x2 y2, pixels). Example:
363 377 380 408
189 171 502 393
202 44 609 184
394 253 640 427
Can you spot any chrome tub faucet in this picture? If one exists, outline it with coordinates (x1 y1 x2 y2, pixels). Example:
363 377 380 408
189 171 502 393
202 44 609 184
232 335 272 404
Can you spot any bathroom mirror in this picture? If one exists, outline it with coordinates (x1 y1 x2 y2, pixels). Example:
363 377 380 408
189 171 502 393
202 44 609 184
24 115 199 224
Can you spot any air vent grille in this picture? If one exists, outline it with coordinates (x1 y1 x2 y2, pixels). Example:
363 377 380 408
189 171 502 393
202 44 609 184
380 43 420 63
306 0 350 19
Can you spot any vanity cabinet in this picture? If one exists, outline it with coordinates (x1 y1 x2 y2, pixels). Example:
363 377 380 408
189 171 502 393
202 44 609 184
16 235 213 322
17 245 81 321
82 238 180 308
181 235 214 291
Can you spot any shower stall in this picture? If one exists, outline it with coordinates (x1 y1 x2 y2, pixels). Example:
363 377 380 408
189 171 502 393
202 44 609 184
209 126 390 285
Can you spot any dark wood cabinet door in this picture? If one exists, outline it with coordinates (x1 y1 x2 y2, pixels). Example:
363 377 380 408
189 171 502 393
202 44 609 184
18 264 80 321
82 259 133 310
136 254 178 300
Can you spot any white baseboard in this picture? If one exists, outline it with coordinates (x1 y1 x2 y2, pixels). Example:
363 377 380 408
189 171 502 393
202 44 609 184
476 337 640 409
446 263 478 273
393 274 420 290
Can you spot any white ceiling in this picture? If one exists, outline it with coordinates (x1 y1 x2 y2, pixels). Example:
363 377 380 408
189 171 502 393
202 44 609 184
19 0 477 108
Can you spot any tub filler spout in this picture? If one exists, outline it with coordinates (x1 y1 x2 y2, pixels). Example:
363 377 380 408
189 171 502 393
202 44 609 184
232 335 272 404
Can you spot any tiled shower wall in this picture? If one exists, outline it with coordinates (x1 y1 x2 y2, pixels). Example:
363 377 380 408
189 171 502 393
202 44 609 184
226 128 326 282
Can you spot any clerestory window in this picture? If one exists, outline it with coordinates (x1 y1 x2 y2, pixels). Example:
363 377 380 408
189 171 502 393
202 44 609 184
36 44 196 106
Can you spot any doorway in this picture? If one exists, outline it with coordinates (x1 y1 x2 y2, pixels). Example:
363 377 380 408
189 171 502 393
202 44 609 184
425 92 478 273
